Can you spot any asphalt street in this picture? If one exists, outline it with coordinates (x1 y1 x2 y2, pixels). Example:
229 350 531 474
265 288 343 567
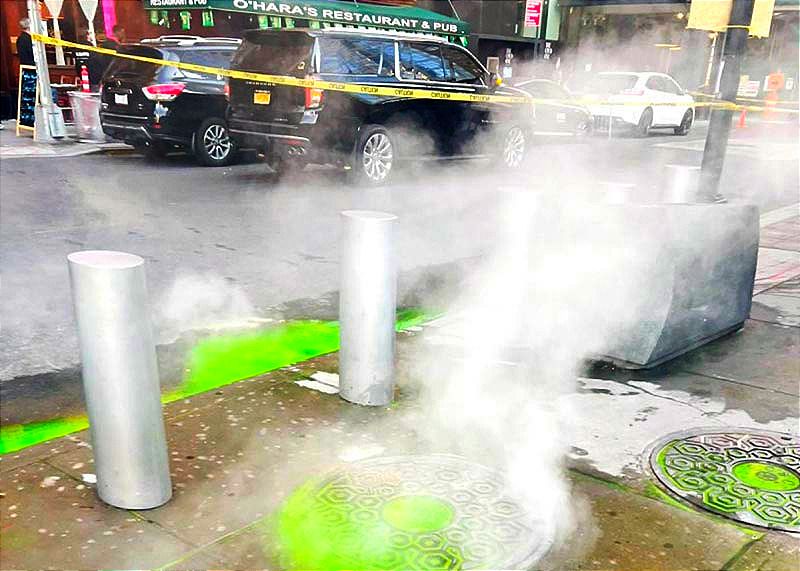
1 121 797 383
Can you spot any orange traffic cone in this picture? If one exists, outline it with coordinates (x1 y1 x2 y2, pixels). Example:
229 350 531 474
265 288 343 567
737 108 747 128
80 64 90 93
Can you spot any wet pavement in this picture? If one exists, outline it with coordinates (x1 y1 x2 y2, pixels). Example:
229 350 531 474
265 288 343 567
1 210 798 569
2 120 799 384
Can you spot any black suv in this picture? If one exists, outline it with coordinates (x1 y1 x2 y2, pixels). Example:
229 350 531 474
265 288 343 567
227 29 532 184
101 36 240 167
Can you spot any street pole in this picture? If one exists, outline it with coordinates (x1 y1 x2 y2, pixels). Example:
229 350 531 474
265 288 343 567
698 0 755 202
27 0 66 141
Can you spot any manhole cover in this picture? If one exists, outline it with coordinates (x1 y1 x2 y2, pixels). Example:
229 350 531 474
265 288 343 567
649 428 800 532
277 454 552 570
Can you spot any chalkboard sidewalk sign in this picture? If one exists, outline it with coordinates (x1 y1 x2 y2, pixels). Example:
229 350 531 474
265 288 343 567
17 65 38 136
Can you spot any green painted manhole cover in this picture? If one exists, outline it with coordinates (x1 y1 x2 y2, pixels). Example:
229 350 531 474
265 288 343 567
649 429 800 532
277 454 553 569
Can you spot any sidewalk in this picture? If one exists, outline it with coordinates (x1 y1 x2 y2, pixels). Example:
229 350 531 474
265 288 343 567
1 208 798 570
0 120 129 159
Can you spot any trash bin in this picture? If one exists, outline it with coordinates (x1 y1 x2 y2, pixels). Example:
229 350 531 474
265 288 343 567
68 91 104 143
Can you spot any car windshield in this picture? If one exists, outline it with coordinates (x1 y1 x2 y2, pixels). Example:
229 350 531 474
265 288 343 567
169 48 236 80
233 32 313 75
105 46 167 78
585 74 638 94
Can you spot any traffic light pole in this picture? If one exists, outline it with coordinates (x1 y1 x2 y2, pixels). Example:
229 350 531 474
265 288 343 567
699 0 755 202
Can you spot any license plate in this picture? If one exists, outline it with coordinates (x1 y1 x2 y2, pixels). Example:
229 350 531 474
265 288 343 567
114 93 128 105
253 90 271 105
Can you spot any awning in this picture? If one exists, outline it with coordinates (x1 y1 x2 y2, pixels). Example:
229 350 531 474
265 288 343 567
142 0 470 36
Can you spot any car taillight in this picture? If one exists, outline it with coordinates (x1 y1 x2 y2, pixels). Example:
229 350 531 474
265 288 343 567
142 82 186 101
224 82 230 100
621 88 645 96
305 87 324 109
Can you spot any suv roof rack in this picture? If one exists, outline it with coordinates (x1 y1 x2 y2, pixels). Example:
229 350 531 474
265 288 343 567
315 27 450 43
140 35 241 46
203 37 242 43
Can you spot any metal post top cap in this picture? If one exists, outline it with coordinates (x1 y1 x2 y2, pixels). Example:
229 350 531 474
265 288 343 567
341 210 398 222
665 164 701 170
68 250 144 269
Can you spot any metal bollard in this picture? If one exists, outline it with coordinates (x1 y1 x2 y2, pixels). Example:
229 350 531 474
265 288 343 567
68 251 172 509
664 164 700 204
339 211 398 406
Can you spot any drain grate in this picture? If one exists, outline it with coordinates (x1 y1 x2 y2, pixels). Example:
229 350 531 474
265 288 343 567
277 454 552 570
649 429 800 532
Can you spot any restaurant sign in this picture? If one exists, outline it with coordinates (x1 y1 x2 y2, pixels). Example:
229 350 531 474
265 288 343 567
142 0 469 36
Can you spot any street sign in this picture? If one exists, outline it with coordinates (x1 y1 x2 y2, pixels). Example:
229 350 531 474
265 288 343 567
16 65 38 135
524 0 542 27
737 76 760 97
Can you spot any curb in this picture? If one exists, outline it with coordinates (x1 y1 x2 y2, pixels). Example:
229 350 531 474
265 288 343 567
0 142 135 159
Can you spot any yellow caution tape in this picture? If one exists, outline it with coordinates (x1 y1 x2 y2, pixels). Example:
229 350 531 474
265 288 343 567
32 33 798 114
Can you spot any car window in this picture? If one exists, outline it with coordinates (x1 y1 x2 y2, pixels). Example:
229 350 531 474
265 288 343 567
645 76 662 91
319 38 395 76
399 42 447 82
170 48 236 80
233 32 313 75
441 46 484 85
105 46 166 79
585 74 638 94
662 77 683 94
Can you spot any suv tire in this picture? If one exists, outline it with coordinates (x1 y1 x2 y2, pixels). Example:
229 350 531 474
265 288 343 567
674 109 693 136
635 108 653 138
353 125 395 186
195 118 236 167
501 125 527 169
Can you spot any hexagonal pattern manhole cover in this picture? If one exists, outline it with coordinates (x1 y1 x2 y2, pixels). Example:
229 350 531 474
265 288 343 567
649 429 800 532
276 454 553 570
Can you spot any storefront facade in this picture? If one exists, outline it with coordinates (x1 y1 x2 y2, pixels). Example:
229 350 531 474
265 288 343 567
556 0 799 98
419 0 564 79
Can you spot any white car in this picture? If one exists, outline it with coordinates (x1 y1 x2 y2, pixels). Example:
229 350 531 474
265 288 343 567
581 72 695 136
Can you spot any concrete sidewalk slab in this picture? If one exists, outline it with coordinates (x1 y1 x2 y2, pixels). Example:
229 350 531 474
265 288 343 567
752 277 800 327
0 120 131 159
0 461 195 570
666 320 799 396
727 533 800 571
753 248 800 294
760 216 800 252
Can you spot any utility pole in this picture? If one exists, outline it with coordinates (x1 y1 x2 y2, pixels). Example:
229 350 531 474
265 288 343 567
27 0 66 141
699 0 755 202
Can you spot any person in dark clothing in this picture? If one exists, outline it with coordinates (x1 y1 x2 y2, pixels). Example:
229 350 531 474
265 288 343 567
16 18 35 66
87 26 126 89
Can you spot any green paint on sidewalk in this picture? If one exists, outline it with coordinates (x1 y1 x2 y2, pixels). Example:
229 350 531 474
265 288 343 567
0 416 90 456
0 309 438 455
276 480 462 570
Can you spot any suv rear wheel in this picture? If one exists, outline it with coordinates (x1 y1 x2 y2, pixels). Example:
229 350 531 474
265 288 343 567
501 126 527 169
354 125 394 186
195 118 236 167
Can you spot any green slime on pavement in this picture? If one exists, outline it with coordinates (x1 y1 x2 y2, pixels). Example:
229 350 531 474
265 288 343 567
277 481 462 570
0 309 437 455
731 461 800 492
382 495 454 533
